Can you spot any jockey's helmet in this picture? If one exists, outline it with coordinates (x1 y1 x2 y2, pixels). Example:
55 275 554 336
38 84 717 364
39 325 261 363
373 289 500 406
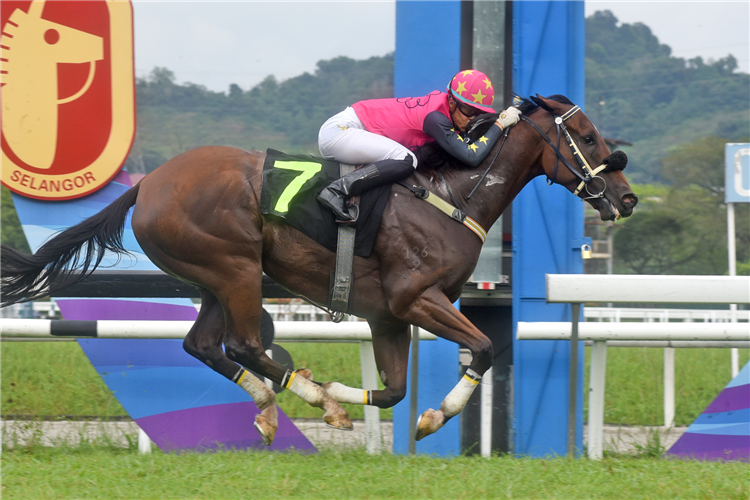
447 70 496 114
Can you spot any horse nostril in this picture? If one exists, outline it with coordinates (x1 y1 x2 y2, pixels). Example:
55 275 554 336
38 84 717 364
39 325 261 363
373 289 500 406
622 194 638 208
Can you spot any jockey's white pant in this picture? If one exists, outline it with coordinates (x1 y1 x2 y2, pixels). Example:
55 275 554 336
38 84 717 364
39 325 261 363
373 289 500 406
318 107 417 168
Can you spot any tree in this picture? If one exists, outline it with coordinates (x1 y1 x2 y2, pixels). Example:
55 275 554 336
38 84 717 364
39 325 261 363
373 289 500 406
1 186 31 253
585 10 750 184
614 137 750 275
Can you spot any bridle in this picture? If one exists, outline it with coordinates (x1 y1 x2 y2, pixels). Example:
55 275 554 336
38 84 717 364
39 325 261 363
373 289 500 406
400 103 622 243
520 105 610 200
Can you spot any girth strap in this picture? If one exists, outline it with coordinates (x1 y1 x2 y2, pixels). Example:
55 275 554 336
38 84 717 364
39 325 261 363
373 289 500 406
329 163 358 322
398 182 486 243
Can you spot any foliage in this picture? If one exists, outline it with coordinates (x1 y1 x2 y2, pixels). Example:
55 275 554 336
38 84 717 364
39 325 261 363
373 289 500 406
125 55 394 174
0 186 31 253
611 136 750 275
585 10 750 184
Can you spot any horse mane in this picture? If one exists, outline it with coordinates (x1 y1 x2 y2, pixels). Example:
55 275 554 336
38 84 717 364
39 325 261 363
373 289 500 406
414 94 574 173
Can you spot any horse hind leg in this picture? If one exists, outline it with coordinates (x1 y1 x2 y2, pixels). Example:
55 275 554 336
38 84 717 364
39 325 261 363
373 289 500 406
218 270 353 433
182 288 278 445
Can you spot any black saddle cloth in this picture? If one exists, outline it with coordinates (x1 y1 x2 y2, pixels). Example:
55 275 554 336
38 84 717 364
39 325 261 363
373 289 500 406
259 149 391 258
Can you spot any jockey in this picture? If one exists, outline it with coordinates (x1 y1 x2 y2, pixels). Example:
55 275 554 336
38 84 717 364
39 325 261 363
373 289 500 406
317 69 522 221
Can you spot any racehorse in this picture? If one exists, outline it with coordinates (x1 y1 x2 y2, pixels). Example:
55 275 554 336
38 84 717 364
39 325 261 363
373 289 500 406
1 95 637 445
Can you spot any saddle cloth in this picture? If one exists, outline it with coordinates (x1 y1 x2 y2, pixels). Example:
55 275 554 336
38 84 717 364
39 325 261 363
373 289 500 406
259 149 391 258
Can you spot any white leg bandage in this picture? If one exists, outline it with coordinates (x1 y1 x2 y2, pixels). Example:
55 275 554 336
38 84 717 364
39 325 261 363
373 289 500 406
283 370 329 408
440 368 481 418
236 369 276 410
324 382 372 405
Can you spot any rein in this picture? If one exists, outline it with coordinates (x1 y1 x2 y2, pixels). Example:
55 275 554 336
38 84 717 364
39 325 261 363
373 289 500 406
520 105 609 200
466 127 510 200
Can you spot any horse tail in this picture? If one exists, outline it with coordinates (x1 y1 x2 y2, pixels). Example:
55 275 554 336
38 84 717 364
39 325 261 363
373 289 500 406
1 184 141 307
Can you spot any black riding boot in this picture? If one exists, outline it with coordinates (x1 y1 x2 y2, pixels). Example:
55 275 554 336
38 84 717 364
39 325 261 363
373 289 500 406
317 158 414 221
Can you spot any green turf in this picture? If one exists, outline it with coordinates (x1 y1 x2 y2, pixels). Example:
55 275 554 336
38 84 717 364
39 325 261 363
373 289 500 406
1 444 747 499
583 347 750 426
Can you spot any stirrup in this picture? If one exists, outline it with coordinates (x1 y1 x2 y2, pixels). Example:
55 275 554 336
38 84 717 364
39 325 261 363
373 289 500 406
340 200 359 223
317 190 356 222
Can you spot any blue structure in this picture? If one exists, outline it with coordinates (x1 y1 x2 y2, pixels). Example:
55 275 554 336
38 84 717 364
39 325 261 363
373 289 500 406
512 0 586 457
392 0 463 457
393 0 587 457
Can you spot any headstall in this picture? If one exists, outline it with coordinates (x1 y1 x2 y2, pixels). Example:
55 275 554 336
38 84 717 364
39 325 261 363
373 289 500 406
520 105 610 200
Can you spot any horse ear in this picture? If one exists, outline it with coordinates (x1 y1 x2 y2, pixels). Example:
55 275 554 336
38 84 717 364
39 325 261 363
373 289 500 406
530 94 558 114
534 94 568 114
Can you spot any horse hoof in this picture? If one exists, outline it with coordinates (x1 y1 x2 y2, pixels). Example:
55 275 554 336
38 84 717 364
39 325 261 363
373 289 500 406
254 415 277 446
296 368 314 381
325 422 354 431
323 409 354 431
415 408 444 441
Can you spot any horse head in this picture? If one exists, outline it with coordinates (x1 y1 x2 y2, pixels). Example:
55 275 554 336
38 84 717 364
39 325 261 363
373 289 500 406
522 94 638 221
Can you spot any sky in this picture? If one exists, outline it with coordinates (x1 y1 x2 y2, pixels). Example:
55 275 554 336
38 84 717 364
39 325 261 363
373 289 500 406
131 1 750 94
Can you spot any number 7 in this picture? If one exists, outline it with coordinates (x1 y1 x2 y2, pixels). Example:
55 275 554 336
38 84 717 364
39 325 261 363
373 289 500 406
274 161 323 213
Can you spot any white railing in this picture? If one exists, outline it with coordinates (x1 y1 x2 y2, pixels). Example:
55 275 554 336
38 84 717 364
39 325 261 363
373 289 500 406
520 274 750 460
585 307 749 323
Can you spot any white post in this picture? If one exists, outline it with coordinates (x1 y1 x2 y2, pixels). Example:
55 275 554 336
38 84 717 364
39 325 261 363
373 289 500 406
587 340 607 460
480 366 493 457
360 340 381 454
727 202 739 378
663 347 675 428
265 348 274 389
138 428 152 454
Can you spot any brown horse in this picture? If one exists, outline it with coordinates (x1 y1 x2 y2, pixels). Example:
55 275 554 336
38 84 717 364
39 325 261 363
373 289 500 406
1 95 637 444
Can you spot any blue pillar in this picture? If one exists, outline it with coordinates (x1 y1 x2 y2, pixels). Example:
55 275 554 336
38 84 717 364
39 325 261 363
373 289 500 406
392 0 462 456
512 1 586 457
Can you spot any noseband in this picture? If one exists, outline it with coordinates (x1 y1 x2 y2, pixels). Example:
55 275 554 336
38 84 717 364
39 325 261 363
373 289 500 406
520 105 609 200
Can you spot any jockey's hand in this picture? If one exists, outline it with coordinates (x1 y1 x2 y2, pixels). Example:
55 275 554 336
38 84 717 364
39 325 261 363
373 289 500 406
496 107 522 130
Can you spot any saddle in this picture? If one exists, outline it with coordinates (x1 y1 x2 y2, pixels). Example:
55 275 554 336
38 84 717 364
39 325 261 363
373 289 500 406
259 150 390 317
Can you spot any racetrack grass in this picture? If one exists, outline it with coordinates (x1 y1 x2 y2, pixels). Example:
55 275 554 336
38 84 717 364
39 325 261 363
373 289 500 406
2 341 747 425
583 347 750 426
2 443 748 500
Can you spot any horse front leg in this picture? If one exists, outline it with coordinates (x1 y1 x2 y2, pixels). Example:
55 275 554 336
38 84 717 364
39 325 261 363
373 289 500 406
322 318 411 408
391 286 493 441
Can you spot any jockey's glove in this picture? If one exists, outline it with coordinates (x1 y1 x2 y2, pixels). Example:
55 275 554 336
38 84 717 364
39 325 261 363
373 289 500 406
496 107 522 130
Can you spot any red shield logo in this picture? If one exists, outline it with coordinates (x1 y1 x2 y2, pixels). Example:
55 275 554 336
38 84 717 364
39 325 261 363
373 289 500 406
1 0 135 200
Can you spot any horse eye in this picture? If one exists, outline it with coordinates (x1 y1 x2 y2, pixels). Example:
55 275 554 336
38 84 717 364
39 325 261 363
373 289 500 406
583 135 596 145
